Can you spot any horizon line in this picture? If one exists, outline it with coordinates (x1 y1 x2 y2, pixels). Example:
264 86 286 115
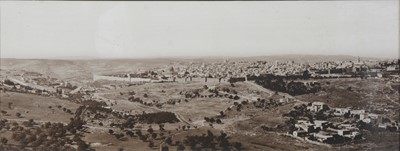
0 54 398 60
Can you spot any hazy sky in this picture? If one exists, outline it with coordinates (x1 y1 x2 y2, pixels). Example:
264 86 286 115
1 1 398 59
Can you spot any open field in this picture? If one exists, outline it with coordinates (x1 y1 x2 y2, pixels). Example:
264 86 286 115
0 92 79 123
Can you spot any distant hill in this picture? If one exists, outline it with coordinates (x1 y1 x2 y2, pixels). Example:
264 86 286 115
0 58 174 83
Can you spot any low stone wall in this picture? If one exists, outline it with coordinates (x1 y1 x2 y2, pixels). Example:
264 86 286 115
93 74 151 82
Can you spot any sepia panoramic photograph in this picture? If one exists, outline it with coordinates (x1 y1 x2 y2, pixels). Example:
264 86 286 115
0 0 399 151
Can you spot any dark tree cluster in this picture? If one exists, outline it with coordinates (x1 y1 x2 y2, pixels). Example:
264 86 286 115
204 117 223 124
4 79 15 86
228 77 246 83
0 119 10 131
217 87 238 95
260 125 274 131
180 89 201 98
1 118 92 151
166 99 188 106
136 112 179 124
129 96 164 109
50 105 74 115
247 74 303 81
121 117 136 129
182 130 242 151
252 98 282 109
323 134 352 144
77 100 111 117
283 104 313 119
255 78 321 96
232 102 244 112
21 119 36 127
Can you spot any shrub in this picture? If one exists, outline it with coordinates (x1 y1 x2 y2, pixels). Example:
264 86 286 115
15 113 21 118
137 112 179 124
0 137 7 145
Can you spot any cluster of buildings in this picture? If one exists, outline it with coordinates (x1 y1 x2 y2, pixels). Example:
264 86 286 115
290 102 399 145
293 119 361 144
97 58 399 82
